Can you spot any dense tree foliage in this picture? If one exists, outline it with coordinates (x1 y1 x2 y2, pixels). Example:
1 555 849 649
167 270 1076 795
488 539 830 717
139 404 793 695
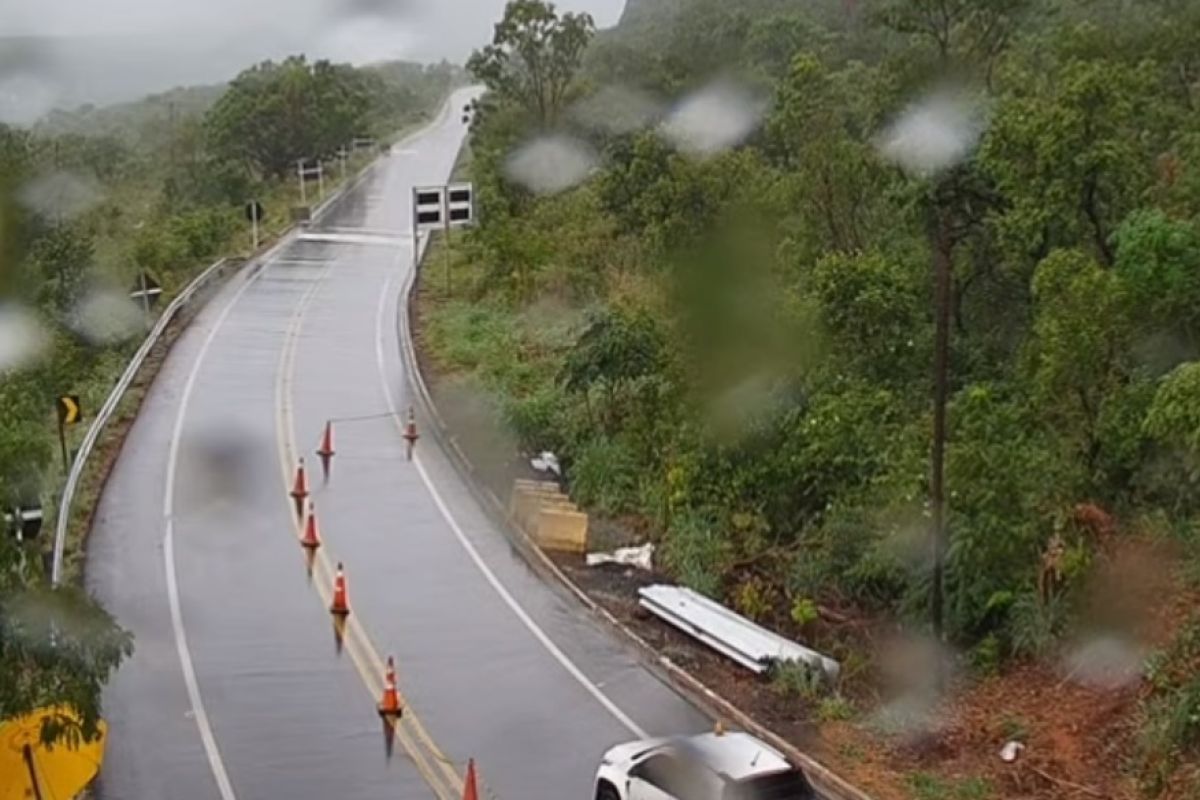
207 56 374 177
445 1 1200 746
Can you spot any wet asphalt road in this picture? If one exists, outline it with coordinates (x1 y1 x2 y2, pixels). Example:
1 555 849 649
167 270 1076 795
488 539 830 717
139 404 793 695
86 89 709 800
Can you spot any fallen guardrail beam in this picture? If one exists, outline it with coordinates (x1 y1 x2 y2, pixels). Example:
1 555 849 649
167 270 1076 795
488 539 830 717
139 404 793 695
638 584 840 681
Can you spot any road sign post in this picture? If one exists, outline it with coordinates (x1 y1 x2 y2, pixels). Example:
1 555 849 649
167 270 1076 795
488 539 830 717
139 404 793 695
138 272 149 320
444 214 452 296
56 396 81 471
128 272 162 324
246 200 265 250
414 186 445 273
413 184 474 293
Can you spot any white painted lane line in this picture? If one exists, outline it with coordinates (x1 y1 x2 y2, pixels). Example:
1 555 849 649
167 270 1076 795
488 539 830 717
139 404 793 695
373 256 649 740
163 271 263 800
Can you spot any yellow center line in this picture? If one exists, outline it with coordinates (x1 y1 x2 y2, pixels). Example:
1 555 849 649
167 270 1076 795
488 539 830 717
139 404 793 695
272 262 461 800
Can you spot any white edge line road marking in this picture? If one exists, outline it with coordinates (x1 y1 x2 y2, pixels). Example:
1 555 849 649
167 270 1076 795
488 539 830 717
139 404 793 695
373 249 650 741
163 265 266 800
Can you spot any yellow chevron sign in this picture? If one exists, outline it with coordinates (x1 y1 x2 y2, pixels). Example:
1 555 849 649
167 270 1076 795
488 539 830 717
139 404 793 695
57 395 81 426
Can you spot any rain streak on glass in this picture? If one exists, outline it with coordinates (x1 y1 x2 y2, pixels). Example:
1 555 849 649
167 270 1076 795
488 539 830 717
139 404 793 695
0 305 50 372
318 0 421 64
0 73 60 127
505 134 599 196
569 85 662 135
876 89 987 177
19 171 104 223
660 80 767 158
70 289 145 346
1061 635 1144 691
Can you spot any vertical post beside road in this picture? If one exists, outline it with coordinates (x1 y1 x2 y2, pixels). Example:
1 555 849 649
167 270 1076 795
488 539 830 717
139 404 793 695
138 271 151 322
298 160 307 206
443 206 452 297
57 417 69 472
411 187 419 272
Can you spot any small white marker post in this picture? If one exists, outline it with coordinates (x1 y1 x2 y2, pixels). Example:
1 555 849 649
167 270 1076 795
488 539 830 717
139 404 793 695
250 201 260 250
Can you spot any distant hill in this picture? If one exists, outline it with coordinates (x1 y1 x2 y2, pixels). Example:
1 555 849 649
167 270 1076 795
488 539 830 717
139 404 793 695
34 83 228 143
617 0 689 27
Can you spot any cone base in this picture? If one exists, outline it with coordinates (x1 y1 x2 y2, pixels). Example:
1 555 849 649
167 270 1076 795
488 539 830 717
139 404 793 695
317 449 335 458
377 705 404 719
301 540 321 550
330 606 350 617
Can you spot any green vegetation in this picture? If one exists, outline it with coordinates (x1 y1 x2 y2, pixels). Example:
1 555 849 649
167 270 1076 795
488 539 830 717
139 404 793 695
906 772 993 800
419 0 1200 789
1137 616 1200 793
0 56 458 745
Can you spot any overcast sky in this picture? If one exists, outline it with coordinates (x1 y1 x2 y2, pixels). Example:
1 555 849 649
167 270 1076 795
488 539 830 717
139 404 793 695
0 0 628 113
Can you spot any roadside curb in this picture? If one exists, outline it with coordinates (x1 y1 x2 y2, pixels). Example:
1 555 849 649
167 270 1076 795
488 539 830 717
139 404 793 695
397 237 875 800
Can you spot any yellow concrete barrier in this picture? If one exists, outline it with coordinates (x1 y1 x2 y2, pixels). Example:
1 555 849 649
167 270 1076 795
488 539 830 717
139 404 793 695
509 481 589 553
535 507 589 554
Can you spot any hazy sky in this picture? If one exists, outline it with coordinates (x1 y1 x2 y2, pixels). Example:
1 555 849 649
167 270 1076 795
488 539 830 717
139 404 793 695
0 0 628 112
2 0 626 50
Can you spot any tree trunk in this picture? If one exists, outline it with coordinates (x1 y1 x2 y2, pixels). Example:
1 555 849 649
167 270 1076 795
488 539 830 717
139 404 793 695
930 208 954 648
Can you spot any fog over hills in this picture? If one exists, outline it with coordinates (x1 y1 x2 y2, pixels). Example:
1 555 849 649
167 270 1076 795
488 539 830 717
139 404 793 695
0 0 627 120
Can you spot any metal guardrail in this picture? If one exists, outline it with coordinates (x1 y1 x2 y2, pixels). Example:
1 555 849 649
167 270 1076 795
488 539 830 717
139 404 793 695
639 585 841 680
48 127 394 587
50 256 236 585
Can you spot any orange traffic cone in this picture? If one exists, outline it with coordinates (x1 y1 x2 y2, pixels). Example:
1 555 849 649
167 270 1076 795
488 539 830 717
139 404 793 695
377 656 403 719
290 458 309 517
330 562 350 617
316 420 335 481
462 759 479 800
403 407 419 461
301 501 321 550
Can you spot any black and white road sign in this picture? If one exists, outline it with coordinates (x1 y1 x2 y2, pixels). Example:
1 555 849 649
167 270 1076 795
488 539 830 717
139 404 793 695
447 183 474 225
297 158 323 180
413 183 475 231
129 272 163 309
413 186 445 229
4 504 43 539
245 200 266 223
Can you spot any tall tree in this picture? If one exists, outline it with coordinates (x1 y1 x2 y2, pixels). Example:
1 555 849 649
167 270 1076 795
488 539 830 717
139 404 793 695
468 0 595 126
980 57 1157 267
878 0 1032 74
205 56 372 178
1026 248 1131 472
